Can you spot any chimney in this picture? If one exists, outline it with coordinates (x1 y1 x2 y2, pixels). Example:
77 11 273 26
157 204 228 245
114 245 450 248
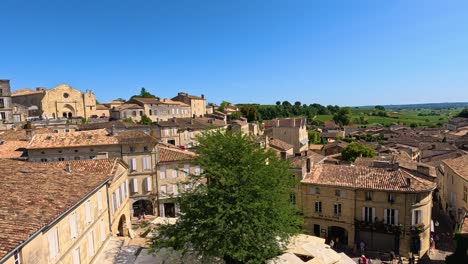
406 178 411 187
65 164 72 173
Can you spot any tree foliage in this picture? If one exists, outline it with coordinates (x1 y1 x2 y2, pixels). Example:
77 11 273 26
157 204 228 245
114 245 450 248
150 131 302 263
341 142 376 162
131 87 157 100
308 130 321 144
239 105 259 122
332 107 351 126
140 114 153 125
375 105 385 111
457 108 468 118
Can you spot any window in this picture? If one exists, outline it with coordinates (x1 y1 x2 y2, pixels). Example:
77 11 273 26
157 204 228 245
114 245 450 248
120 183 126 200
309 187 320 194
72 247 80 264
314 201 322 213
132 178 138 192
48 227 59 259
14 250 21 264
412 209 422 225
130 158 137 171
100 219 106 242
85 200 92 224
165 128 169 136
388 193 396 203
184 132 187 140
334 203 342 216
144 146 149 152
362 207 375 222
290 193 296 205
97 191 103 211
414 193 421 203
125 179 129 197
184 164 190 175
335 189 345 197
384 209 399 225
365 191 373 201
173 128 177 134
63 93 69 98
143 156 151 170
195 166 201 176
463 186 467 203
149 109 152 115
129 146 135 153
41 158 48 162
87 231 95 257
160 166 166 178
173 184 179 195
140 111 143 116
146 177 152 192
116 189 121 208
111 193 115 214
74 156 80 160
70 213 78 239
172 168 178 178
0 112 5 120
161 185 167 196
58 157 65 161
132 111 137 117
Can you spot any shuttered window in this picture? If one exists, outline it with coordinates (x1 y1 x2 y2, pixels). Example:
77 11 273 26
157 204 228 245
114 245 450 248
160 166 166 179
132 178 138 193
143 156 151 170
87 231 95 257
70 213 78 239
384 209 399 225
130 158 137 171
85 200 92 224
146 177 152 191
97 191 103 211
362 207 375 223
100 219 106 242
48 227 60 259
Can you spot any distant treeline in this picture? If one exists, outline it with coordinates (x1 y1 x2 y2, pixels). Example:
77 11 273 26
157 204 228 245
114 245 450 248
358 102 468 110
237 101 340 122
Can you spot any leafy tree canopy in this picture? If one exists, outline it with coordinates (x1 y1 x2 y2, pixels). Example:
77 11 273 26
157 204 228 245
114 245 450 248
333 107 351 126
456 108 468 118
341 142 376 162
150 131 302 263
131 87 158 100
375 105 386 111
140 114 153 125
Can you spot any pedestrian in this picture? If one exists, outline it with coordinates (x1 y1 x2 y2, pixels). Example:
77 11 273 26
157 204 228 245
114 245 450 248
361 255 368 264
408 252 413 264
390 251 395 264
398 255 403 264
360 240 365 253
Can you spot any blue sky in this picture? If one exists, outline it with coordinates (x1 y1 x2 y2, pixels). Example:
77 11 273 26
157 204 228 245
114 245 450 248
1 0 467 106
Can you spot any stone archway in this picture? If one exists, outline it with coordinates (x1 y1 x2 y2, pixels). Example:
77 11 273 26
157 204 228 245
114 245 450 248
328 226 348 247
117 214 128 237
61 104 75 118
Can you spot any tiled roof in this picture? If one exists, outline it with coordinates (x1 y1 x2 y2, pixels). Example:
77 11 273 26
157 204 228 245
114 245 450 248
322 141 348 150
131 97 190 107
11 88 44 96
269 138 293 151
79 121 148 131
302 164 435 192
173 92 205 100
113 103 144 110
0 140 28 159
0 130 28 141
115 130 158 145
443 155 468 180
0 159 113 259
28 129 119 149
158 145 196 163
264 117 307 129
96 104 109 110
153 117 226 130
44 159 121 178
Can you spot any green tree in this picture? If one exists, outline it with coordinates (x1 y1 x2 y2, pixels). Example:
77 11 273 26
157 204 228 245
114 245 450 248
131 87 157 99
341 142 376 162
375 105 385 111
308 130 321 144
122 117 134 123
227 111 242 121
456 108 468 118
150 131 302 263
219 101 231 112
140 114 153 125
332 107 351 126
240 105 259 122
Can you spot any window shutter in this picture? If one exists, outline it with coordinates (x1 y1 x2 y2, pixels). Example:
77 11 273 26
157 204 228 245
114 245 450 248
132 178 138 192
100 219 106 242
111 193 115 214
125 179 129 196
372 208 376 223
48 227 59 258
131 158 137 171
172 169 178 178
160 166 166 179
97 191 103 211
116 189 121 208
309 187 315 194
70 213 78 239
411 210 415 225
146 177 152 191
383 209 388 224
173 184 178 195
121 184 126 199
87 231 95 257
159 204 165 217
85 200 92 224
72 247 80 264
362 207 365 221
395 209 399 225
184 164 190 174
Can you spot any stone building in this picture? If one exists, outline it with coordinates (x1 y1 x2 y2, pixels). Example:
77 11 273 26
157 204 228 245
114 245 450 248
12 83 98 119
172 92 206 117
128 97 191 121
0 158 130 264
264 117 309 155
299 162 436 256
0 80 13 124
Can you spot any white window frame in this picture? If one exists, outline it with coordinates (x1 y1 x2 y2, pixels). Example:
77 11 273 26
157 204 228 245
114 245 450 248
97 191 103 211
130 158 137 171
72 247 80 264
384 208 399 225
132 178 138 193
87 231 95 257
100 219 106 242
412 209 422 225
146 177 152 191
314 201 322 213
334 203 341 215
143 156 151 170
362 207 375 223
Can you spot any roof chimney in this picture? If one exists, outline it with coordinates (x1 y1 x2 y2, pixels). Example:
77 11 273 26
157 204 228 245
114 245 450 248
201 94 205 99
65 164 72 173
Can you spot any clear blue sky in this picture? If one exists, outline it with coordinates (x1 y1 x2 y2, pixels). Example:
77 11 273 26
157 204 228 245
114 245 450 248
1 0 467 106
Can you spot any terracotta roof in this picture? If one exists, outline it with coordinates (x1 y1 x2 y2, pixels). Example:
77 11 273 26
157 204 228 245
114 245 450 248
322 141 348 150
0 159 113 259
113 103 144 110
153 117 226 130
302 164 435 193
131 97 190 107
269 138 293 151
158 145 196 163
96 104 109 110
0 140 28 159
0 130 28 141
115 130 158 145
28 129 119 149
11 88 44 96
443 155 468 180
44 159 122 181
79 121 148 131
173 92 205 100
264 117 307 129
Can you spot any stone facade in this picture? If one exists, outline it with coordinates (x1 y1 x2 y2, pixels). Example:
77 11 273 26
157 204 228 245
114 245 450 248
0 80 13 124
12 84 98 119
172 92 206 117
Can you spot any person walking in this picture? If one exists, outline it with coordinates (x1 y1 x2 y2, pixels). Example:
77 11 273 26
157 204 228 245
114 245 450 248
361 255 368 264
360 240 365 254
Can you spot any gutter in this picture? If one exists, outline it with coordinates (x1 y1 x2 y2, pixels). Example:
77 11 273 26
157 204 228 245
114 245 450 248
0 178 111 264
